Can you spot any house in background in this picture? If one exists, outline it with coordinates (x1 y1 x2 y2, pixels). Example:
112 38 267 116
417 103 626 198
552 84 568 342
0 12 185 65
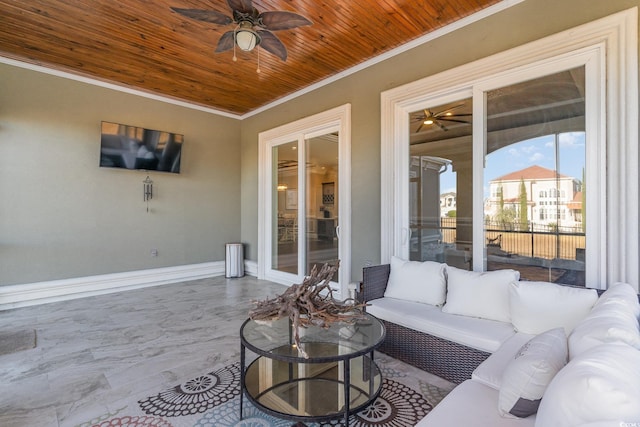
440 192 457 217
0 0 638 310
485 165 583 231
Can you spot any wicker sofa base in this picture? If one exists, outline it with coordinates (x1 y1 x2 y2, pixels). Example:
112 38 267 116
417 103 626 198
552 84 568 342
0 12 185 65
361 264 493 384
377 319 491 384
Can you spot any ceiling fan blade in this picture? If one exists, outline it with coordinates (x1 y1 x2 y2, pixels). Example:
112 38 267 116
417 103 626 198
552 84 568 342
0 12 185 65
260 11 312 31
443 113 472 117
215 31 235 53
435 121 449 131
411 111 429 121
437 118 471 124
171 8 232 25
438 104 466 115
257 30 287 61
416 122 425 133
227 0 254 14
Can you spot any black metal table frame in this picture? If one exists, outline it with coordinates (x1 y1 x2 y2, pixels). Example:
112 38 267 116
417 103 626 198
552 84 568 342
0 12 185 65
239 316 385 426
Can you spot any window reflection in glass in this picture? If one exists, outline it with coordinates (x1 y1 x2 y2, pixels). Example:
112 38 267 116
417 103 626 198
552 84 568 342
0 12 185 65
409 99 473 270
273 141 299 274
484 67 586 285
305 133 339 280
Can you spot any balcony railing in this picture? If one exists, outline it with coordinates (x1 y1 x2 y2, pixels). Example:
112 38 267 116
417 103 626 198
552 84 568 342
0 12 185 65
414 218 585 261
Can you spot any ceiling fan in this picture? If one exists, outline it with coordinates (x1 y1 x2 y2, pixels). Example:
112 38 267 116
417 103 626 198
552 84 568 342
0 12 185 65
412 104 472 132
171 0 312 62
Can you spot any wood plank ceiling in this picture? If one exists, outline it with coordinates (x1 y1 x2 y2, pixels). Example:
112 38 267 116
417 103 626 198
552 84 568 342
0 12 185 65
0 0 501 116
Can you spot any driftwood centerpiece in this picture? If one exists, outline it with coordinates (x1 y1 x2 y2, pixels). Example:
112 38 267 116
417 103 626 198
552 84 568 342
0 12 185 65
249 261 366 358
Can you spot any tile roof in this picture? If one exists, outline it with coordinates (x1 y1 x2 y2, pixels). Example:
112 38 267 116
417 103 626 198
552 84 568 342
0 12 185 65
492 165 569 182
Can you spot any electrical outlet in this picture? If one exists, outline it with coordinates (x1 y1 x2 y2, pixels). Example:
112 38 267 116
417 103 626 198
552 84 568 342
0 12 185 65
151 249 158 257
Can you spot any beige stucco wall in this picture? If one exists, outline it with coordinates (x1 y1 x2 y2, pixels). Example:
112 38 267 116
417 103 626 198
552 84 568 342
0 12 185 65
240 0 640 281
1 0 637 287
0 64 241 285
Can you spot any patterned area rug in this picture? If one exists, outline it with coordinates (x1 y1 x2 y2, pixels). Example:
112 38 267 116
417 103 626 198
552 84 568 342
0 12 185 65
79 355 453 427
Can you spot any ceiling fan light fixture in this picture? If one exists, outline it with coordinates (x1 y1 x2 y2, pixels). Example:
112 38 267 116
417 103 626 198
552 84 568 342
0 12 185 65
171 1 311 70
235 21 259 51
424 119 434 125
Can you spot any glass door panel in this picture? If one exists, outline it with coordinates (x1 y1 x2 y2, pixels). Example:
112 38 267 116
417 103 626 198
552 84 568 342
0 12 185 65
273 141 299 274
271 134 340 280
305 134 339 281
409 99 473 270
484 67 586 285
260 105 350 295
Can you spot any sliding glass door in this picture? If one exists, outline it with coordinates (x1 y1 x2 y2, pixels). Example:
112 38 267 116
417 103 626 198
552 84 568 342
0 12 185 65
483 68 586 283
408 98 473 269
406 68 587 285
272 141 299 274
271 134 340 279
259 105 351 297
305 134 340 281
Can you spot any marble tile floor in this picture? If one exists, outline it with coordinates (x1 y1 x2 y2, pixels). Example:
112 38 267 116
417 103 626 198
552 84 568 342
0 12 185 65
0 275 453 427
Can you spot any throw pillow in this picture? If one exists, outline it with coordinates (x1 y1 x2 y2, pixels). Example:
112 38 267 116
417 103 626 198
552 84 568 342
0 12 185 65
442 266 519 323
472 333 535 390
383 256 447 306
498 328 568 418
535 343 640 427
509 281 598 335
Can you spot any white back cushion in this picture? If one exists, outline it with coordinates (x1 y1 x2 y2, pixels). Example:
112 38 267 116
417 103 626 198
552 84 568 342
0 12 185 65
568 282 640 358
509 281 598 335
384 256 447 306
442 266 519 323
498 328 568 419
594 281 640 316
535 343 640 427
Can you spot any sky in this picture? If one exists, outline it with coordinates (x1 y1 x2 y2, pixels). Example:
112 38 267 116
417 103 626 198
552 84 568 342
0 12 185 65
440 132 586 198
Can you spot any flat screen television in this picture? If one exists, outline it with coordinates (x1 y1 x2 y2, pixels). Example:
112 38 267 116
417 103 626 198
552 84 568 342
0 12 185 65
99 121 183 174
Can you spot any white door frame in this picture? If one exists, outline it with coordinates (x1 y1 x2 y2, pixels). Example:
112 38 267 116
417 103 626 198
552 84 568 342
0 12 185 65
258 104 352 298
380 9 638 290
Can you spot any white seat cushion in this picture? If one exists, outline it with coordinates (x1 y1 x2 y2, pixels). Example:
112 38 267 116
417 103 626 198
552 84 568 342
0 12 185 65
367 297 515 353
416 380 536 426
473 332 535 390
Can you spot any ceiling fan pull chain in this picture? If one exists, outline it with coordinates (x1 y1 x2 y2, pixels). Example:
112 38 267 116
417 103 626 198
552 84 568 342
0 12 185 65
232 25 238 62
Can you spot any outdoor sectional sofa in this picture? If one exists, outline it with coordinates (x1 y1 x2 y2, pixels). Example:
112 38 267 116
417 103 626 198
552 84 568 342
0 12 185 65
359 257 640 426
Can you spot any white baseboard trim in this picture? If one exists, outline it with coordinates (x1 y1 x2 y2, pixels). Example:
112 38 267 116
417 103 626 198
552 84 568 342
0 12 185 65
244 260 258 277
0 259 260 311
0 261 230 310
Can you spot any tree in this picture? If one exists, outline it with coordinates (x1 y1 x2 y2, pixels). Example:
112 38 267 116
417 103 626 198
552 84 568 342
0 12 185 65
518 178 529 231
496 184 505 226
494 184 515 229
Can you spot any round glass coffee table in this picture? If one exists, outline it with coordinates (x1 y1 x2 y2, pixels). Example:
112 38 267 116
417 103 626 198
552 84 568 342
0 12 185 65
240 312 385 425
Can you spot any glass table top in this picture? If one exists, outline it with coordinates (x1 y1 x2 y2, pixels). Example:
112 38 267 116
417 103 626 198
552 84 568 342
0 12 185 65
240 312 385 362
